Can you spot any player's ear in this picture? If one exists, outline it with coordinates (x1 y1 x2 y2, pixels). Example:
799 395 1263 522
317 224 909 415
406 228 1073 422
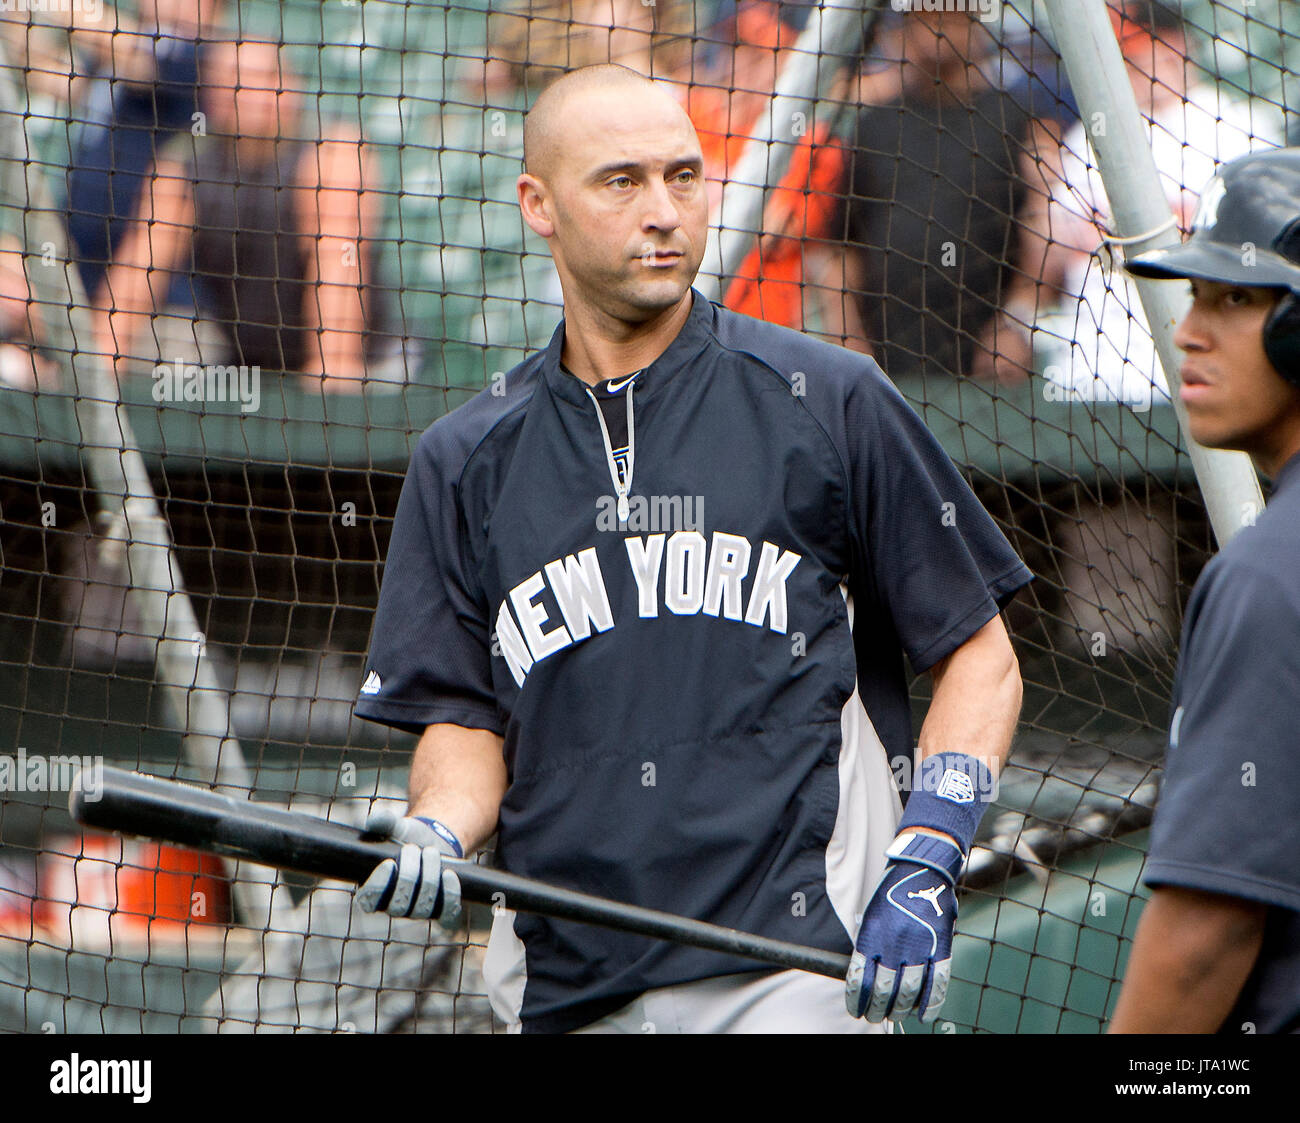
517 173 555 239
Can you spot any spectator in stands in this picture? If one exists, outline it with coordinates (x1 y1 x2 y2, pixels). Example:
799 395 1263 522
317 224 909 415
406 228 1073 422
0 7 88 113
834 6 1052 380
687 1 848 334
484 0 691 97
1032 0 1280 654
98 38 403 391
993 3 1080 140
64 0 221 303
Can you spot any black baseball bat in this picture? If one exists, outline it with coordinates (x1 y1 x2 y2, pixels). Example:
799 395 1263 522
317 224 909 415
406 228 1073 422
70 766 851 981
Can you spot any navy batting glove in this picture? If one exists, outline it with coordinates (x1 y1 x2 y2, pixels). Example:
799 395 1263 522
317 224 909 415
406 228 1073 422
846 831 963 1024
357 810 463 928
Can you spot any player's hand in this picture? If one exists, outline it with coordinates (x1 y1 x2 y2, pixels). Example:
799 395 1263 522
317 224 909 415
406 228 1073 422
845 831 962 1024
356 810 463 928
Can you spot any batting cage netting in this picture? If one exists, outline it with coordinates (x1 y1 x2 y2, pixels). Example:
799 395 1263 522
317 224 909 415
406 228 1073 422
0 0 1295 1034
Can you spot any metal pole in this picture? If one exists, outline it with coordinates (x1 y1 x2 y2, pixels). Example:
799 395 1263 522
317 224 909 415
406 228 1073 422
1042 0 1265 544
0 51 259 919
696 0 883 302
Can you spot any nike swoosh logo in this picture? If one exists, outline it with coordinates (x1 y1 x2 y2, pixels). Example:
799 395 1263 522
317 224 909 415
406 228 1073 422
606 373 639 393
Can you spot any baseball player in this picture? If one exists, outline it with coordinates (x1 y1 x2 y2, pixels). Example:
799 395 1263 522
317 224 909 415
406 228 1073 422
353 64 1031 1033
1110 148 1300 1034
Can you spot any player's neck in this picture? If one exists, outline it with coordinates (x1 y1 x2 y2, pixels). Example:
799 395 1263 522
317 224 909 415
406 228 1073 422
559 292 694 387
1252 413 1300 482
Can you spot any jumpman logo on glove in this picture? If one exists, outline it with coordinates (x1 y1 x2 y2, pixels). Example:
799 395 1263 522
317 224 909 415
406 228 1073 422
907 884 946 917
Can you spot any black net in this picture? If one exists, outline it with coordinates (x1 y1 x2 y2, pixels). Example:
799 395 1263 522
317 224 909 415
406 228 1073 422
0 0 1294 1033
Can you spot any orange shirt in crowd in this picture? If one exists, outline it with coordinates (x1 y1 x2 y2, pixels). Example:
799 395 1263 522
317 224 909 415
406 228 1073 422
684 9 846 331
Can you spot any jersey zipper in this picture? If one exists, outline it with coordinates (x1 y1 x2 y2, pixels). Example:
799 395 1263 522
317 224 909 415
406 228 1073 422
584 382 636 524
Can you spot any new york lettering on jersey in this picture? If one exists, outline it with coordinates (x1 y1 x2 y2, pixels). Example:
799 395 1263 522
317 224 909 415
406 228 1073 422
494 533 802 688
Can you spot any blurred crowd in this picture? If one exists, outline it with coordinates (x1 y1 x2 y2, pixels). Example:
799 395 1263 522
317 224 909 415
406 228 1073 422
0 0 1281 396
3 0 408 393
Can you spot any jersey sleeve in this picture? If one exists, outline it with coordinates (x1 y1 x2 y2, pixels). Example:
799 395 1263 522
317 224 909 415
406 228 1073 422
1143 559 1300 912
845 368 1033 671
354 431 503 735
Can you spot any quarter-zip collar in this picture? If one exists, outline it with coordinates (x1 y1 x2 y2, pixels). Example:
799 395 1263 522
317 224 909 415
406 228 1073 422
541 288 715 408
586 379 637 523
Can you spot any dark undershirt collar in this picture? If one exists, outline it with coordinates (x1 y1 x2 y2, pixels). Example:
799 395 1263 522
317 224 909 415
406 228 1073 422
542 289 713 407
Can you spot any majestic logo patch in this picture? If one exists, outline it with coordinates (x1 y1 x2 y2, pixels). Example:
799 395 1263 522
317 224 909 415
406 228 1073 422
935 768 975 804
360 670 382 695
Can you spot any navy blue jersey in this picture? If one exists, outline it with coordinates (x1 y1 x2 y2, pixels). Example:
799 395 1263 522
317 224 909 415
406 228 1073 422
1144 450 1300 1034
356 291 1031 1032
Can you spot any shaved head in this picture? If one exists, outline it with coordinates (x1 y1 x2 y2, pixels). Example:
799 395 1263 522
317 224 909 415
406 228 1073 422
523 64 665 181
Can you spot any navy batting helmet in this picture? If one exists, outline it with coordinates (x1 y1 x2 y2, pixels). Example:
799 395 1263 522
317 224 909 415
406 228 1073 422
1126 147 1300 386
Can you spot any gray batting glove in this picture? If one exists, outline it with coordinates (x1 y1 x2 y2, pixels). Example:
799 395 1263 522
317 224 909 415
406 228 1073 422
357 810 463 928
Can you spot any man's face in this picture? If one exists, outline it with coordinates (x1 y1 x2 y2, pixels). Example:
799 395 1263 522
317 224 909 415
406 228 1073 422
207 42 296 140
1174 280 1300 460
527 85 709 323
900 12 977 78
